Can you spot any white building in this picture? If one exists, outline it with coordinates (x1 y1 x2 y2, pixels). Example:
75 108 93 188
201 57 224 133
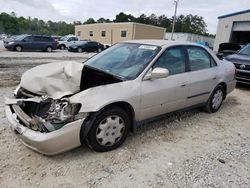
165 32 215 48
214 9 250 52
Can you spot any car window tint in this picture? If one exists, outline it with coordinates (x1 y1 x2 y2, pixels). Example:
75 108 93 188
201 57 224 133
24 36 33 42
187 47 214 71
89 42 97 46
153 47 186 75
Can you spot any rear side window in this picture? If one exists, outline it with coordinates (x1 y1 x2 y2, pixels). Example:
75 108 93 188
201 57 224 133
153 47 186 75
187 47 216 71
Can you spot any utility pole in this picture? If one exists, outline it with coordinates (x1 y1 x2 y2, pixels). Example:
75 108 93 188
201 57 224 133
171 0 179 40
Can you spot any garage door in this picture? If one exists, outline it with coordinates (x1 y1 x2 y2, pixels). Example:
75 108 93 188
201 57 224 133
232 21 250 31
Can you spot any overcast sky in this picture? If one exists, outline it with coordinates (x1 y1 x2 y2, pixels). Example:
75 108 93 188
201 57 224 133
1 0 249 34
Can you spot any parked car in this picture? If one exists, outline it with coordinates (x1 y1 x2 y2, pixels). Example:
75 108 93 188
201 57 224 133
51 35 62 42
217 43 242 59
68 41 104 53
225 44 250 84
5 40 236 155
57 35 81 50
4 35 57 52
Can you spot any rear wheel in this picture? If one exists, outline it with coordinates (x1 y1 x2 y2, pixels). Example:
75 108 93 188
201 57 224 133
97 48 102 53
15 45 22 52
204 85 225 113
46 46 53 52
85 107 130 152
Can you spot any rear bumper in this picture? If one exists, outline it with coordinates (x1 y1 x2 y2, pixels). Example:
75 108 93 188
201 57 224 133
5 104 83 155
227 79 237 94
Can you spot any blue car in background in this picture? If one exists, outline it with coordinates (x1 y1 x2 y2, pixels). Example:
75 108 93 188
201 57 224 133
225 44 250 84
4 34 58 52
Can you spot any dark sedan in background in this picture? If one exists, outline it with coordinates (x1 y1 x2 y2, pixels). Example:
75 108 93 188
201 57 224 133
225 44 250 84
217 43 242 60
68 41 104 53
4 35 57 52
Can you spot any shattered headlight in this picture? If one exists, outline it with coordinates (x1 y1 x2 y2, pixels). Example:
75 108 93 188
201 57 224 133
29 98 87 132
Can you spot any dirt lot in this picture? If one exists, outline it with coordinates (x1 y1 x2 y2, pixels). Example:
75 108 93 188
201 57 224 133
0 50 250 188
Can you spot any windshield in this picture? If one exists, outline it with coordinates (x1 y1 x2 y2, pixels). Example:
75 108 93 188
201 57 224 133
84 43 160 79
15 35 28 41
238 45 250 55
59 36 67 41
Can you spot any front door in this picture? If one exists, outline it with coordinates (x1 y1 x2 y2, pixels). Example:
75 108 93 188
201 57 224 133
140 46 189 120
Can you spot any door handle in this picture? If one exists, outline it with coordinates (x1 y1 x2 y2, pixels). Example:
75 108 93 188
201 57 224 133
213 77 217 80
180 82 188 87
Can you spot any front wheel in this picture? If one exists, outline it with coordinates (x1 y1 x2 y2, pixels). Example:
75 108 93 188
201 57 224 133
204 85 225 113
77 47 82 53
59 44 66 50
85 107 130 152
15 45 22 52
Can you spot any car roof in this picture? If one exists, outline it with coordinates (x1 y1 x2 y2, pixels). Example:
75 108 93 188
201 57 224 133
122 39 201 48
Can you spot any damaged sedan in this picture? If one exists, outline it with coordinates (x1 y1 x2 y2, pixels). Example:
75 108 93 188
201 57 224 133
5 40 236 155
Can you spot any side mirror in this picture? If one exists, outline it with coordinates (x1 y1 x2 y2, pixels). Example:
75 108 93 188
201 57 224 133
144 68 169 80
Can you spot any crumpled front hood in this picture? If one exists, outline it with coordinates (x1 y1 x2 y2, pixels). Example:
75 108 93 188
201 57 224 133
20 61 84 99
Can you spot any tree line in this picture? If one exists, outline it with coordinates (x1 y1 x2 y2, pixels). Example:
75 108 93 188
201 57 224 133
0 12 214 37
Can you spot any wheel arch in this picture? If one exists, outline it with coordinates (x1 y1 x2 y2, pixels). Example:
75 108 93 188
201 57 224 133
100 101 135 132
218 82 227 98
79 101 136 146
14 44 22 51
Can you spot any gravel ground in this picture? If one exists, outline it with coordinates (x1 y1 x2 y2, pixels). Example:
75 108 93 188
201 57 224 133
0 50 94 87
0 85 250 187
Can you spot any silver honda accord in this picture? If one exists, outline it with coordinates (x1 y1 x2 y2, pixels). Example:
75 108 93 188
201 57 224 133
5 40 236 155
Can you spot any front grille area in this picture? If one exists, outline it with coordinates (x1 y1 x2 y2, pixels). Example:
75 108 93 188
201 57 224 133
234 63 250 71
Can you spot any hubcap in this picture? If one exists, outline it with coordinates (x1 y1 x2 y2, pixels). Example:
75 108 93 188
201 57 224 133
47 47 52 52
212 89 223 110
98 48 102 52
78 48 82 53
96 115 125 146
60 45 65 50
16 46 21 52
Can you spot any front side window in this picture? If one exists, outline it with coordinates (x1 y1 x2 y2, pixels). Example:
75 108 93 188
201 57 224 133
24 36 33 42
121 30 127 38
85 43 160 79
153 47 186 75
89 31 93 37
187 47 216 71
67 37 73 42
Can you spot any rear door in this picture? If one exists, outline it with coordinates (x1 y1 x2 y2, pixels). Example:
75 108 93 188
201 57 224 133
185 46 218 106
140 46 189 120
33 36 46 50
87 42 98 52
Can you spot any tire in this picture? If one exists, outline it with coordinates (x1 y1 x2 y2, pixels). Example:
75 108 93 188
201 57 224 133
77 47 82 53
46 46 53 52
59 44 66 50
204 85 225 113
97 48 102 53
85 106 130 152
15 45 22 52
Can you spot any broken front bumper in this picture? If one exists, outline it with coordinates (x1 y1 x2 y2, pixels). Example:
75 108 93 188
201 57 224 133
5 104 84 155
